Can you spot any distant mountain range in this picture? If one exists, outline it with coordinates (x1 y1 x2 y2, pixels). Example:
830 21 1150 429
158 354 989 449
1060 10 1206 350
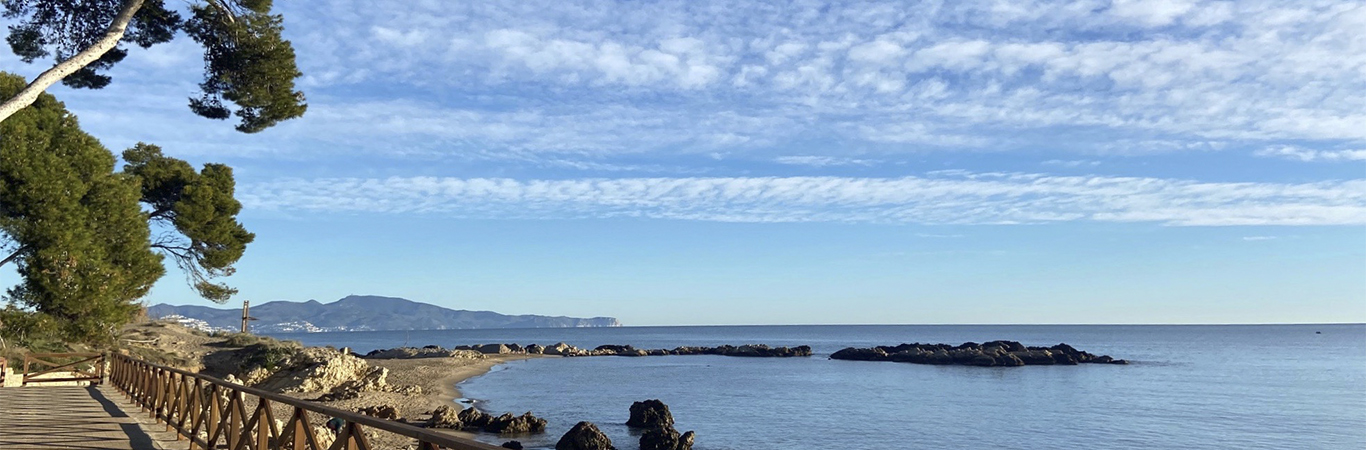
147 295 622 333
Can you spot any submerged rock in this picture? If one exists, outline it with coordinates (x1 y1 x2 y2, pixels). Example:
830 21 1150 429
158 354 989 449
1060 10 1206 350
626 399 674 428
556 421 615 450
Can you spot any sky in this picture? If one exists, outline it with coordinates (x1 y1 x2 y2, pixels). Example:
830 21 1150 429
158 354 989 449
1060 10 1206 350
1 0 1364 325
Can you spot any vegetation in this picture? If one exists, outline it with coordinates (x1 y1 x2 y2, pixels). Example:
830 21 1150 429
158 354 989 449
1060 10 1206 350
0 0 306 132
0 72 252 345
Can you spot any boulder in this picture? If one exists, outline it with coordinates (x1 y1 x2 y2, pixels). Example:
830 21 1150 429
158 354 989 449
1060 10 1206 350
459 408 493 428
626 399 674 429
502 442 524 450
829 347 889 361
544 342 576 356
484 412 548 434
678 431 695 450
425 405 462 429
356 404 400 421
476 344 512 355
640 427 680 450
507 343 524 353
556 422 615 450
525 344 545 355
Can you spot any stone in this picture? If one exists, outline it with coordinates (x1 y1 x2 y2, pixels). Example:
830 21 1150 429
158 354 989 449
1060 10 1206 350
426 405 462 429
356 404 400 421
626 400 674 429
556 422 615 450
640 427 680 450
476 344 512 354
256 347 371 393
830 347 889 361
459 407 493 428
484 412 548 434
544 342 576 356
502 441 524 449
678 431 695 450
525 344 545 354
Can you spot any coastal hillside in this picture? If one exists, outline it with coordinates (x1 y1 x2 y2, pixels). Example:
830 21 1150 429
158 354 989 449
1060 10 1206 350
147 295 622 332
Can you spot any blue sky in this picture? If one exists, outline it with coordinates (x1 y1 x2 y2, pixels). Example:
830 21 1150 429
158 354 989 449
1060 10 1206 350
2 0 1364 325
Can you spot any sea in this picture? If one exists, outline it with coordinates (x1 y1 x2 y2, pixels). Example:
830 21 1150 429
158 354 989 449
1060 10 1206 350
268 324 1366 450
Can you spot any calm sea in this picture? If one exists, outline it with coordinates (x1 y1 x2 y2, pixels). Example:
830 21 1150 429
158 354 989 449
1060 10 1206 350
270 324 1366 450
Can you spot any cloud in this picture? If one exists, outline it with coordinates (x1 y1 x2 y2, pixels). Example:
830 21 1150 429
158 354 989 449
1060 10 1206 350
1043 159 1102 168
241 171 1366 226
1254 146 1366 162
10 0 1363 166
774 156 875 167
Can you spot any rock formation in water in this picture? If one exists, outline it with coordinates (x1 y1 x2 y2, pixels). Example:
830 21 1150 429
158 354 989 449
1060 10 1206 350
830 341 1127 366
626 400 674 428
446 342 812 357
629 400 694 450
556 422 616 450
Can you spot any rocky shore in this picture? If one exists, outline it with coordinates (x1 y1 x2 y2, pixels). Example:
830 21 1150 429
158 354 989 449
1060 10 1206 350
830 341 1128 366
418 342 813 358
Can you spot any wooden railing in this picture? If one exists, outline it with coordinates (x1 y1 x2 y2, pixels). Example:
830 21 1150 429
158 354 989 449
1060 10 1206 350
110 353 505 450
22 352 105 386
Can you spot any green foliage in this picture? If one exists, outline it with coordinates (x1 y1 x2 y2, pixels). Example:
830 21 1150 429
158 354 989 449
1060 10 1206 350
124 144 254 302
0 71 254 343
0 73 164 343
2 0 305 133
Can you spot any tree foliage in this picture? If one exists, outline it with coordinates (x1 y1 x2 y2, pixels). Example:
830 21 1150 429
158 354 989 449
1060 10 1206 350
0 72 252 342
124 143 255 302
2 0 306 132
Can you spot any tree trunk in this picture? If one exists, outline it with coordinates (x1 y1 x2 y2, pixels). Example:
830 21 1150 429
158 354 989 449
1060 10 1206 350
0 0 145 123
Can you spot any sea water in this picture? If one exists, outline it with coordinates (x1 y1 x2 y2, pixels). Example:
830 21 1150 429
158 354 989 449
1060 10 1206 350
271 324 1366 450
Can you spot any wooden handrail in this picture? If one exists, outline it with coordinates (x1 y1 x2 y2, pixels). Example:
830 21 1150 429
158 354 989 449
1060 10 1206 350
22 352 104 386
109 353 507 450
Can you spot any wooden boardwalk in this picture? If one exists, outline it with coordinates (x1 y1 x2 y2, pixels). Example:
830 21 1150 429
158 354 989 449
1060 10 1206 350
0 385 176 450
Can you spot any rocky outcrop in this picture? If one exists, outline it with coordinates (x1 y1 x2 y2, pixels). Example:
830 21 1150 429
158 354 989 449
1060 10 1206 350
426 405 462 429
459 408 494 429
556 422 615 450
483 412 549 434
626 400 674 428
255 347 371 393
830 341 1128 367
357 404 401 421
640 427 694 450
476 344 513 354
316 367 422 401
502 442 524 449
543 342 576 356
363 346 485 360
631 400 694 450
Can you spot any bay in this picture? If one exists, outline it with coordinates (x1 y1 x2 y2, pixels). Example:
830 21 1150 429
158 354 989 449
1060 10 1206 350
272 324 1366 450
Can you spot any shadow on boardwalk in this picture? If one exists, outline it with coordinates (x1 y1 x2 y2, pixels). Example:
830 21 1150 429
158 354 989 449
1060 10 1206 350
0 385 173 449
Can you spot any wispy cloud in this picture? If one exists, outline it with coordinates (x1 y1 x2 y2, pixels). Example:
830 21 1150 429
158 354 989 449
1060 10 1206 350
242 171 1366 226
9 0 1364 165
774 156 876 167
1254 146 1366 162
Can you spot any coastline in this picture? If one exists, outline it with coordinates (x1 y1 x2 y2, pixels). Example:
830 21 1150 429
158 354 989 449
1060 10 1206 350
360 353 552 433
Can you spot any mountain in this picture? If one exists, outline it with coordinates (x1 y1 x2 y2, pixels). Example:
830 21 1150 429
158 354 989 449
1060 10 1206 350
147 295 622 332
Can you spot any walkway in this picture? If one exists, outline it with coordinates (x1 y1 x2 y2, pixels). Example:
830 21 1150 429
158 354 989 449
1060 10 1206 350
0 385 177 450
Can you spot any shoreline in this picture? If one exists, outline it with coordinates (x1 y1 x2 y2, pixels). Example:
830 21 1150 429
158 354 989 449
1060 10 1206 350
431 354 548 406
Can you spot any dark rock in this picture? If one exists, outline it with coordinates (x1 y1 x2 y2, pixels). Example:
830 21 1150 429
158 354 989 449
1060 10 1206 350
1110 359 1129 365
484 412 548 434
507 343 524 353
476 344 512 354
678 431 695 450
502 441 524 449
525 344 545 354
830 347 889 361
626 399 674 429
459 407 493 428
422 345 441 350
556 422 615 450
425 405 461 429
640 427 681 450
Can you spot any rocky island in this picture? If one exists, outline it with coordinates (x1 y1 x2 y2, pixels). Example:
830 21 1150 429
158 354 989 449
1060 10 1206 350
830 341 1127 366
